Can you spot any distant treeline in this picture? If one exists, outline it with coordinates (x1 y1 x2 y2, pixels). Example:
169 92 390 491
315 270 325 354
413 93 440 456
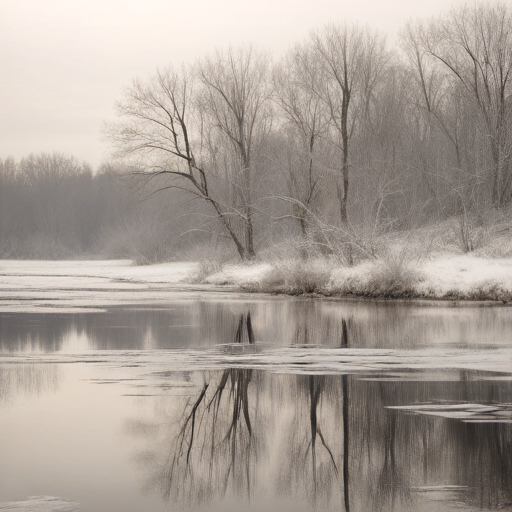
0 153 201 261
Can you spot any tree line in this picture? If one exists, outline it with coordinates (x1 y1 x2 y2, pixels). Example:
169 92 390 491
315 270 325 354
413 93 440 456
2 3 512 262
0 153 202 260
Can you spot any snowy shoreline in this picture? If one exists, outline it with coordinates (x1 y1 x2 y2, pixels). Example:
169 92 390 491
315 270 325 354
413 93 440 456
201 254 512 303
1 256 512 312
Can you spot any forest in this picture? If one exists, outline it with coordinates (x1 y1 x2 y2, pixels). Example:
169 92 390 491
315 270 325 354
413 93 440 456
2 2 512 265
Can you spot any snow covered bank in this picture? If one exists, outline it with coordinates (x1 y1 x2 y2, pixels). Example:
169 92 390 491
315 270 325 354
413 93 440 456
0 496 79 512
2 254 512 312
0 259 197 284
203 254 512 302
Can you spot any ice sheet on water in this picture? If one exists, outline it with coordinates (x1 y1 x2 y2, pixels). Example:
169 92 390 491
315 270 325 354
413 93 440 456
0 496 79 512
389 402 512 422
3 345 512 375
413 486 469 506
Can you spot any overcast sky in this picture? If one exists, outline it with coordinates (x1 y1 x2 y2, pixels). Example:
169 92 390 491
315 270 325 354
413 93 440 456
0 0 468 167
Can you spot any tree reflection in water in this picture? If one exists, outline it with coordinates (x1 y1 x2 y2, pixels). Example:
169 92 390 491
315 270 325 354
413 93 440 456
147 313 257 507
125 313 512 511
128 314 350 510
158 367 255 506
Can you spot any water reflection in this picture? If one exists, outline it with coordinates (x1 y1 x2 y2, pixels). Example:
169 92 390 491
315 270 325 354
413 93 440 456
2 301 512 353
121 316 512 512
126 370 512 511
0 363 61 405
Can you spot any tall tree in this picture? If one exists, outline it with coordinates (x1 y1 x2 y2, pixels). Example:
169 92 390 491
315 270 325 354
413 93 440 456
197 46 273 258
412 3 512 207
311 24 388 225
273 43 329 237
106 66 252 260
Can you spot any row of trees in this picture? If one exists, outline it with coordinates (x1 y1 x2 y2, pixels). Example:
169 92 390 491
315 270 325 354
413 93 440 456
0 153 203 260
0 154 111 258
107 2 512 261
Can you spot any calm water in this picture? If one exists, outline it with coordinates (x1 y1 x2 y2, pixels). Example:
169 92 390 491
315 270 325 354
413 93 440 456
1 299 511 511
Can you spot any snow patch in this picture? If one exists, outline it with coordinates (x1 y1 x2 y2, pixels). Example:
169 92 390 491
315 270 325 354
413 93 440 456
204 263 272 285
389 402 512 422
0 496 79 512
0 259 197 284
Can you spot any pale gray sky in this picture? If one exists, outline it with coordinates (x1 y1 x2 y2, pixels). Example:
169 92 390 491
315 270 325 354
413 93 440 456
0 0 466 167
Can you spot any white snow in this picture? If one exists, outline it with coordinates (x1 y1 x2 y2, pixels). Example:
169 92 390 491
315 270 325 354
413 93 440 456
0 496 79 512
204 262 272 285
327 254 512 297
197 253 512 299
0 259 197 284
417 254 512 295
0 260 251 312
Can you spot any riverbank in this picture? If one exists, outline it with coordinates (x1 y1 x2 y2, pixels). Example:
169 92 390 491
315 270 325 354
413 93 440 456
201 254 512 302
1 254 512 312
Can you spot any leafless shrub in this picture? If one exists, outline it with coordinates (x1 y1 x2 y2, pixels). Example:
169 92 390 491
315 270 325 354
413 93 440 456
256 234 323 262
365 260 422 298
466 282 510 302
190 259 223 284
184 238 238 283
249 260 330 295
473 206 512 258
451 212 486 254
99 215 174 265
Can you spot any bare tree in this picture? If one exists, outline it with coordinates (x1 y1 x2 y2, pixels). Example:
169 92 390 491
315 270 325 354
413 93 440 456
197 46 273 259
411 3 512 207
311 23 389 225
273 43 330 238
401 23 465 169
106 66 251 259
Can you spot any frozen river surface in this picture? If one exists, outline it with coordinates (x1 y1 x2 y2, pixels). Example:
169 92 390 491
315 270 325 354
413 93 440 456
0 261 511 511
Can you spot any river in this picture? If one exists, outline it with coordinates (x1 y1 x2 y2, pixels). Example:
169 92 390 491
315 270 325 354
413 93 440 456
1 297 511 511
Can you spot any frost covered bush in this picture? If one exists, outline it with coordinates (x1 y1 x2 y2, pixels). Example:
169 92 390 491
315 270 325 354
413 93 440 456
183 239 239 283
475 238 512 258
191 259 223 283
330 262 421 299
133 243 172 266
472 208 512 258
363 263 421 298
327 243 425 298
339 242 423 298
252 260 330 294
365 244 424 297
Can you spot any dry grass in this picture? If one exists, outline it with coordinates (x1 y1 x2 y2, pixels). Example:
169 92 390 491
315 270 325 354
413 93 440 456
364 263 422 298
329 260 423 299
184 240 238 283
190 259 224 283
247 260 331 295
453 282 510 302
